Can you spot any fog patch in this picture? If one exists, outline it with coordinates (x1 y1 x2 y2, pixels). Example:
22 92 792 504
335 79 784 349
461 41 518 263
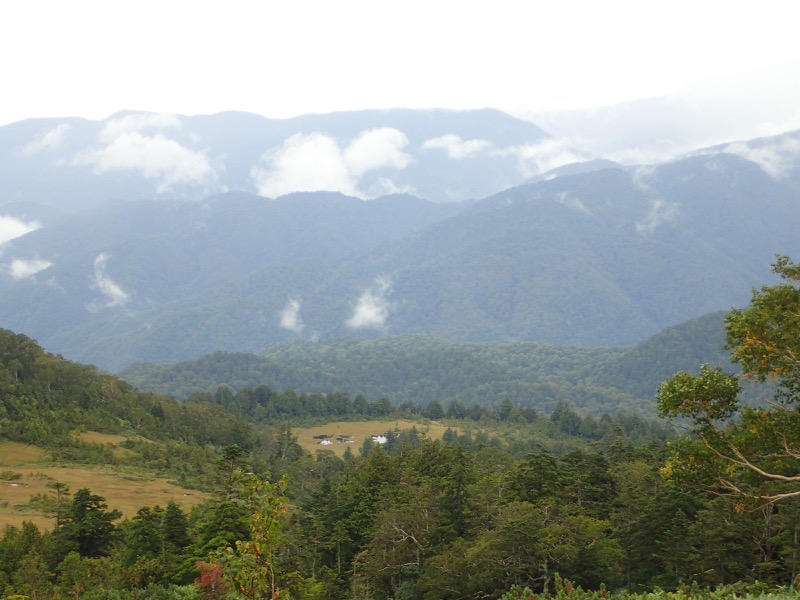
251 128 411 198
87 253 130 310
346 277 392 330
494 138 586 178
554 192 591 215
72 132 217 192
98 113 182 143
8 258 52 279
20 123 72 156
636 200 679 233
365 178 417 197
422 134 494 159
723 137 800 179
631 165 656 193
279 298 304 334
0 216 42 245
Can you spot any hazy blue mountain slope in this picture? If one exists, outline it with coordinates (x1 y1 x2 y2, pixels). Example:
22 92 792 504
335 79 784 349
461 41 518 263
0 192 461 366
0 108 559 215
2 128 799 371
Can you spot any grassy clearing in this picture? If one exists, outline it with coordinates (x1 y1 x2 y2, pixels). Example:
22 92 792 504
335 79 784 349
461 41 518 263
0 435 207 530
0 466 208 530
75 430 143 460
0 441 49 466
77 431 130 445
295 419 459 457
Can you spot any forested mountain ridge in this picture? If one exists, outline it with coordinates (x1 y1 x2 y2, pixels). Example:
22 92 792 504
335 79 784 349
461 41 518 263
0 327 251 452
0 108 555 211
2 289 800 599
121 311 733 416
1 111 799 371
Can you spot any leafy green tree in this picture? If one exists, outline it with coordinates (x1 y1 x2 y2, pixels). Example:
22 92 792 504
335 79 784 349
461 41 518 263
0 522 46 584
507 449 563 505
120 506 165 569
446 399 466 419
163 500 191 556
214 470 290 599
56 551 92 599
353 394 369 415
63 488 121 558
12 550 52 599
657 257 800 504
687 498 760 585
424 400 444 420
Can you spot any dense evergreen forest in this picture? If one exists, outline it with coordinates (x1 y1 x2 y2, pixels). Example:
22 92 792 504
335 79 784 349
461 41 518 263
122 311 733 417
1 257 800 599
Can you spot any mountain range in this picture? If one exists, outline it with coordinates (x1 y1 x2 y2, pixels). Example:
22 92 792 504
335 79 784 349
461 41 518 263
121 311 734 416
1 109 799 372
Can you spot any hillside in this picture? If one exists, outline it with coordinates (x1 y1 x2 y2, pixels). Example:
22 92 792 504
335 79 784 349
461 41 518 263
0 328 254 488
121 311 733 416
1 113 799 370
0 108 556 212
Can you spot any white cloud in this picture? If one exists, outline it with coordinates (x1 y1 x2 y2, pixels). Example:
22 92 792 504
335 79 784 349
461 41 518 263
631 165 656 193
88 253 130 310
20 123 72 156
722 136 800 179
253 132 355 197
346 276 392 330
98 113 182 143
365 177 417 197
72 131 217 191
251 128 411 198
636 199 679 233
493 138 586 178
0 215 42 244
7 258 52 279
421 134 494 159
554 192 590 215
279 298 304 334
344 128 412 176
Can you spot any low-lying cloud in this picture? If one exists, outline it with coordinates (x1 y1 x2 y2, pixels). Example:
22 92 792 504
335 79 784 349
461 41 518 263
88 253 130 310
73 132 217 191
422 134 494 159
631 165 656 193
495 138 587 178
722 136 800 179
279 298 304 334
20 123 72 156
554 192 591 215
8 258 52 279
636 199 679 233
67 113 217 192
98 113 182 143
422 133 587 178
346 277 392 330
251 128 412 198
0 215 42 245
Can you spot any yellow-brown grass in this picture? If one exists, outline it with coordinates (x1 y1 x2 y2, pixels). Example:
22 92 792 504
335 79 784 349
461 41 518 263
0 435 207 530
77 431 130 445
0 441 48 466
0 466 208 530
74 430 143 460
295 419 458 457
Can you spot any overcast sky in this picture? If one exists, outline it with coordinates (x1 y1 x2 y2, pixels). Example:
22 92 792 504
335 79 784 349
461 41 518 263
2 0 799 129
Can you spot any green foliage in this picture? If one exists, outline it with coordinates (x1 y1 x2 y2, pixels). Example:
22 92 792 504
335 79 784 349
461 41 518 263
213 470 289 599
123 318 734 417
656 365 741 426
657 257 800 505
